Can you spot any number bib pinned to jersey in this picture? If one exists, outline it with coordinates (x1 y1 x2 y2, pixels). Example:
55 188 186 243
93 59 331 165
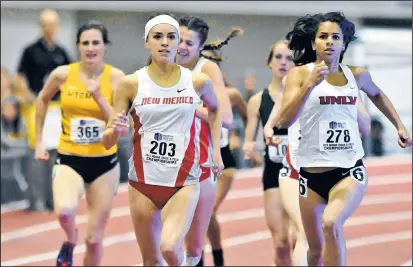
70 118 105 144
268 135 288 163
319 120 355 152
141 132 185 167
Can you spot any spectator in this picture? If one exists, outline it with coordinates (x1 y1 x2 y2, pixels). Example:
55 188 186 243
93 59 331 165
1 67 13 102
14 8 72 211
243 74 256 101
1 68 29 203
371 117 384 156
14 8 71 101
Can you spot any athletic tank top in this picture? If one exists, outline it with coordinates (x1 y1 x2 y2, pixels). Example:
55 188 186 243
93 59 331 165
193 57 214 170
296 63 364 168
194 57 230 150
58 62 117 156
259 88 288 163
128 66 203 187
220 128 229 148
26 101 61 150
286 120 301 170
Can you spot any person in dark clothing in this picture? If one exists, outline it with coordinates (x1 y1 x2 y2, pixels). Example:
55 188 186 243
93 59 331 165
370 117 384 156
14 8 71 101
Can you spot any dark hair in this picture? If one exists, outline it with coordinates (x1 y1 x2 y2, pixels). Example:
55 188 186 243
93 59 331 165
76 20 110 45
1 97 22 135
179 16 210 45
286 12 357 65
201 49 222 66
179 16 243 61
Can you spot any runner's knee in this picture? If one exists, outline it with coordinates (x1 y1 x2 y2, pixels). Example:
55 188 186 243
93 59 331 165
322 215 341 240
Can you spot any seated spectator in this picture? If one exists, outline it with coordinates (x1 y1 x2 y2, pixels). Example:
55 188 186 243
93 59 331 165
1 68 29 202
1 67 13 103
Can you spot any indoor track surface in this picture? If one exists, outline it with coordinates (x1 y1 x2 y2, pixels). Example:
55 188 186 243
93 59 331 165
1 155 412 266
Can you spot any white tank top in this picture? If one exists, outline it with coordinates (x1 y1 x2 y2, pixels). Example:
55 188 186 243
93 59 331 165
286 120 301 170
220 128 229 148
296 63 365 168
128 66 203 187
194 57 229 149
193 57 208 73
193 57 214 168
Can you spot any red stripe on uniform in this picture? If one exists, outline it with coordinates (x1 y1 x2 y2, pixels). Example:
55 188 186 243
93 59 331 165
175 116 197 187
131 110 145 183
200 165 211 181
286 145 299 180
199 120 210 164
199 103 212 182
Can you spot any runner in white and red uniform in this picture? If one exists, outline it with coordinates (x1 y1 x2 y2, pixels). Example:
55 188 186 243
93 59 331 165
102 14 223 266
177 16 242 266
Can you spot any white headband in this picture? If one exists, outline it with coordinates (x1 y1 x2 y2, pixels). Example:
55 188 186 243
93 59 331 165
144 15 180 41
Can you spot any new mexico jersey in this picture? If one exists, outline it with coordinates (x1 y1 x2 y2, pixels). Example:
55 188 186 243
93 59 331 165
192 58 229 162
296 63 364 168
193 57 214 180
128 66 203 187
58 62 117 156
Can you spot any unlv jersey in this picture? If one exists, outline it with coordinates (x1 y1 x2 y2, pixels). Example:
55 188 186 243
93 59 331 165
296 63 364 168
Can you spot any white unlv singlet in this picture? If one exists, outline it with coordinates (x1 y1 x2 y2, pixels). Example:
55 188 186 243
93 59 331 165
128 66 203 187
285 119 301 170
296 63 364 168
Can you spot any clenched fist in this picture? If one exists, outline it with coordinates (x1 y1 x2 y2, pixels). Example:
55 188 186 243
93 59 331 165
305 60 329 88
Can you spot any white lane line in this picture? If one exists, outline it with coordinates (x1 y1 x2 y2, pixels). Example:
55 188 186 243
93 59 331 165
2 211 411 266
134 230 412 266
2 154 410 214
2 185 411 244
401 259 412 266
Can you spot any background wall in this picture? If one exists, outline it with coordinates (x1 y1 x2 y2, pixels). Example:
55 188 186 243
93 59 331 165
0 5 411 156
359 28 412 155
1 9 358 93
1 8 78 72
